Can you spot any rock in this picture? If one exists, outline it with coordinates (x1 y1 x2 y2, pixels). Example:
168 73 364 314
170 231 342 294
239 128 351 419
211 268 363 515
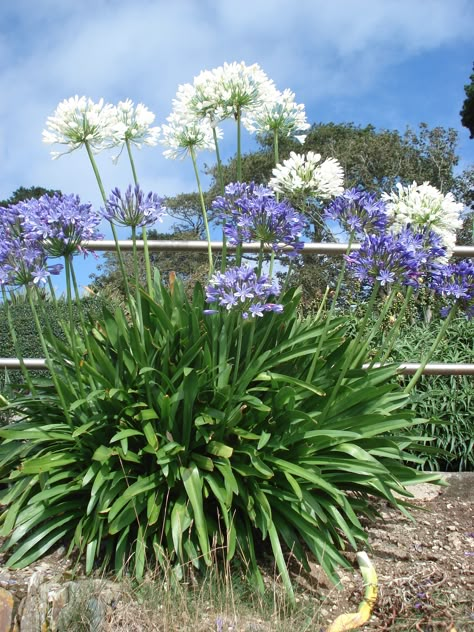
0 587 14 632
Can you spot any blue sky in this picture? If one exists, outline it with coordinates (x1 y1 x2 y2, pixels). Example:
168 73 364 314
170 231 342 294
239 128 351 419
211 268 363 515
0 0 473 293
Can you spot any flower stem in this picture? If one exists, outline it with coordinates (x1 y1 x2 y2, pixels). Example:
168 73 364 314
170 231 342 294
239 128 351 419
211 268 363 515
320 280 381 422
1 287 35 393
84 140 134 307
405 303 459 393
25 286 73 425
236 107 242 182
190 147 213 274
306 235 353 382
126 139 153 296
374 286 414 366
213 127 227 272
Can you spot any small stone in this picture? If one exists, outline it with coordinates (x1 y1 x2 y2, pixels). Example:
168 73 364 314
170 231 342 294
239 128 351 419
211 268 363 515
0 587 14 632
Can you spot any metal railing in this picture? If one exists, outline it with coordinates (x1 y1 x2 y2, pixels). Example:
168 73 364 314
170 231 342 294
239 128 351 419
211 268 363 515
1 241 473 375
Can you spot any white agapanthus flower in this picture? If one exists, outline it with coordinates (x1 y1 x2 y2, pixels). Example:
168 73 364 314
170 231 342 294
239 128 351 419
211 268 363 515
243 88 310 142
269 151 344 201
42 95 117 158
188 61 276 123
383 181 463 253
161 110 221 160
111 99 161 150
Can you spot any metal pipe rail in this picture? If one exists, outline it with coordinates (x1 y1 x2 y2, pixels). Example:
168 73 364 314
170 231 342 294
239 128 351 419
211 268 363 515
0 358 473 375
1 241 472 376
82 240 474 257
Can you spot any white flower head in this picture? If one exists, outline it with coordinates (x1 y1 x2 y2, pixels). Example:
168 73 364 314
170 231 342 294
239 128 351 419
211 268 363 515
189 61 276 123
269 151 344 201
243 88 310 140
111 99 161 150
382 181 463 253
161 111 222 160
42 95 116 158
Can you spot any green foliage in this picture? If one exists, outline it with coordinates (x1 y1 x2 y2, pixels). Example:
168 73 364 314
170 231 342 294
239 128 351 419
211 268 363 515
387 317 474 472
460 62 474 139
0 279 435 596
0 185 61 207
0 297 106 386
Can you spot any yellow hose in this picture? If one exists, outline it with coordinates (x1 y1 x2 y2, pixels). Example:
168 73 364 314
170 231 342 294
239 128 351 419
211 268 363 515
326 552 378 632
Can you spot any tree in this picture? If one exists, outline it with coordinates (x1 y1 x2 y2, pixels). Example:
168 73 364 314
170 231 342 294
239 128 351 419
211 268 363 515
0 185 60 207
460 62 474 139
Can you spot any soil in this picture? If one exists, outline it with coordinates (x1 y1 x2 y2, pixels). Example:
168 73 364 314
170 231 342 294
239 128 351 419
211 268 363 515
297 484 474 631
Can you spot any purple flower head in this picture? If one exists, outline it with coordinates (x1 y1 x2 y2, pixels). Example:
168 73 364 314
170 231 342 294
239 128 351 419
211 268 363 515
324 188 388 238
212 182 306 256
430 259 474 318
0 239 62 288
205 265 282 319
345 226 448 290
103 184 167 228
18 193 103 257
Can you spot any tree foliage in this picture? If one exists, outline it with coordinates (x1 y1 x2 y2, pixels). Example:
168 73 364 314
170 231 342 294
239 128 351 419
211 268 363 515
0 186 60 207
460 62 474 139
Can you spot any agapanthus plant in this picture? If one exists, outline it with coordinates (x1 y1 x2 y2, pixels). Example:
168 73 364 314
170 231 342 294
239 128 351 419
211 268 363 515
1 60 468 611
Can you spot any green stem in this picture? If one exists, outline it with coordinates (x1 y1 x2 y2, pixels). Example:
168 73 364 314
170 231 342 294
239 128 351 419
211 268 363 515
232 323 244 388
64 257 86 399
126 139 153 296
375 286 414 366
320 281 381 422
236 107 242 183
131 225 144 335
26 286 73 425
352 284 400 368
306 235 354 382
268 252 275 279
213 127 228 273
257 241 264 276
273 130 279 168
2 287 35 393
405 303 459 393
190 147 213 275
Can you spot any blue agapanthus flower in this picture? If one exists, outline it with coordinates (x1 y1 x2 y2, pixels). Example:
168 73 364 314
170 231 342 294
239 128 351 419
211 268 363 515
345 227 446 289
212 182 306 256
19 193 103 257
324 188 388 238
103 184 166 228
430 259 474 319
205 265 283 319
0 202 64 287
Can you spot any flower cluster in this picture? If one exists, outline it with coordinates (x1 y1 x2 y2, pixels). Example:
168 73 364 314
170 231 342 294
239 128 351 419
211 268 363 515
0 201 61 288
242 88 310 142
324 189 388 238
345 228 446 288
212 182 306 255
20 193 103 257
103 185 167 228
205 266 283 319
190 61 276 123
43 97 160 161
269 151 344 203
431 259 474 318
382 181 463 254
